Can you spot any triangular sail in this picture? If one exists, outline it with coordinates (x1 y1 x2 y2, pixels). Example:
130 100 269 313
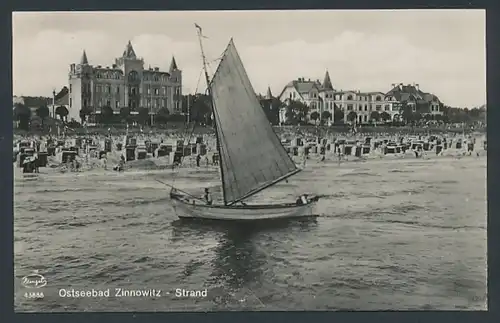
210 39 300 205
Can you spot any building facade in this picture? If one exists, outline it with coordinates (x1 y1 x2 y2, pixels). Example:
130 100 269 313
385 83 443 117
278 72 443 124
68 41 182 123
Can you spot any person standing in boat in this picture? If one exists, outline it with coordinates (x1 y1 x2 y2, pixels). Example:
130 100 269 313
203 188 213 205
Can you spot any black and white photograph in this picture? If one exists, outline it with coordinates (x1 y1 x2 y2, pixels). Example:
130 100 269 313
13 10 487 312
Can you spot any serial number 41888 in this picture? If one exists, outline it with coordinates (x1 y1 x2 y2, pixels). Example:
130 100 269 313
24 292 44 299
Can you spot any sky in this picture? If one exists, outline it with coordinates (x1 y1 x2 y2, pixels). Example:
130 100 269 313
13 10 485 108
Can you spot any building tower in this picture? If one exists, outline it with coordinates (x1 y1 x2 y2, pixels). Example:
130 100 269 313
169 56 183 114
115 41 144 110
68 50 94 120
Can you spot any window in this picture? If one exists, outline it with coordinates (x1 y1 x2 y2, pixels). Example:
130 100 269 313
116 101 120 108
376 96 382 101
128 71 138 81
385 105 390 111
70 98 72 107
175 88 181 95
347 104 353 111
96 85 101 93
147 87 151 95
154 88 159 95
107 85 111 93
147 99 151 107
106 100 111 107
116 87 120 94
364 105 368 111
163 87 167 95
347 95 353 100
376 105 382 111
69 84 72 93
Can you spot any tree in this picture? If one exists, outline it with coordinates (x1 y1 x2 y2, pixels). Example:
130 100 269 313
120 107 131 124
55 106 69 123
333 107 344 124
189 94 212 125
412 112 423 124
288 100 309 124
284 106 296 125
259 97 281 125
321 111 332 125
79 107 92 125
310 111 319 125
35 106 50 128
347 111 357 123
137 107 149 125
156 107 170 125
101 105 114 124
424 114 433 121
370 111 380 123
401 104 414 124
13 103 31 130
380 111 391 123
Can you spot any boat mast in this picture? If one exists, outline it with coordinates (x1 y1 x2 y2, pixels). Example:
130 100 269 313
195 23 228 205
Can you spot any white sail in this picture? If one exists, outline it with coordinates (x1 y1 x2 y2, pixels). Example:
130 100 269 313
209 39 300 205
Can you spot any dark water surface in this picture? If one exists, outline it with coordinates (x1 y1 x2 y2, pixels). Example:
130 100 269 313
14 156 487 311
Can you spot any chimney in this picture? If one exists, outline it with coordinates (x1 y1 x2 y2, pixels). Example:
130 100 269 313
399 83 403 90
415 84 419 91
154 67 159 71
106 66 109 69
112 64 117 68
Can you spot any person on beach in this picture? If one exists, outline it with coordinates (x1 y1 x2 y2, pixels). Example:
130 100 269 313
196 154 201 167
203 188 213 205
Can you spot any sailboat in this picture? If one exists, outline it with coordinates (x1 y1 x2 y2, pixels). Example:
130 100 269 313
169 25 320 221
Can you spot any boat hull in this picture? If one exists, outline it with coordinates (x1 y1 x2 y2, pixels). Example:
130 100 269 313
170 197 316 221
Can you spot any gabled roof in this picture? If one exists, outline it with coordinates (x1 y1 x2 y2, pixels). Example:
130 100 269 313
169 56 178 72
80 50 88 65
322 70 333 90
278 78 325 101
55 87 69 105
386 84 441 104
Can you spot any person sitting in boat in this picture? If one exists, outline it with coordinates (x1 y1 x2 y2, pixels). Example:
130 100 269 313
203 188 213 205
296 194 309 206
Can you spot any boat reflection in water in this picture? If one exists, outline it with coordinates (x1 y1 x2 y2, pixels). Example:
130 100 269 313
170 217 317 310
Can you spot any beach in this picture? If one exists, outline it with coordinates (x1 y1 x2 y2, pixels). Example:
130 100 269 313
14 148 487 311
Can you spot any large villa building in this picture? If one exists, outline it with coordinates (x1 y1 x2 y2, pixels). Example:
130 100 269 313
277 71 444 125
68 41 183 123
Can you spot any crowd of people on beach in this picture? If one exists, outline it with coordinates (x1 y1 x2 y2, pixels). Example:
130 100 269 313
13 126 485 179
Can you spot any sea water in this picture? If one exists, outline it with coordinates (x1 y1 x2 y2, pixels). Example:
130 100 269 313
14 155 487 311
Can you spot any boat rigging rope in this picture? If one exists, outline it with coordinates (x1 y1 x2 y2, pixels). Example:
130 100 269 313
169 66 205 196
